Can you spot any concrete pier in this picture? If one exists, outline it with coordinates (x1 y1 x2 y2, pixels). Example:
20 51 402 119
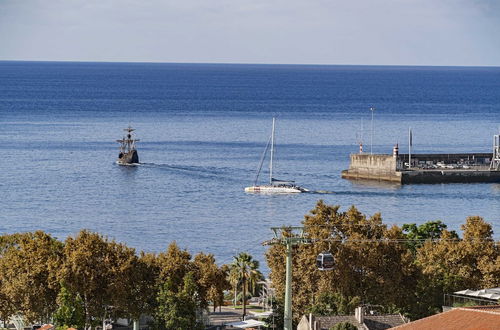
341 154 401 182
342 152 500 184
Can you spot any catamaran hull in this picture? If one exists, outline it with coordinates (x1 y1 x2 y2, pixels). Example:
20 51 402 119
245 185 306 193
117 150 139 165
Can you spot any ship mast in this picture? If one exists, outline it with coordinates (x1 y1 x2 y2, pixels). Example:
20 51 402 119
270 117 275 184
117 126 139 153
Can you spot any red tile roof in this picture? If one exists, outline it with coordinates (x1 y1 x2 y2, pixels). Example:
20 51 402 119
391 306 500 330
38 325 54 330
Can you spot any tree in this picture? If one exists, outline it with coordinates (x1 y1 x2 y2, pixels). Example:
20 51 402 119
417 216 497 290
53 284 85 330
307 292 360 316
152 243 212 328
413 216 500 317
59 230 141 327
266 201 418 322
230 252 263 319
402 220 457 252
123 252 158 320
193 253 230 312
0 231 63 323
155 242 193 289
227 264 240 307
0 234 24 325
155 272 204 330
265 297 284 330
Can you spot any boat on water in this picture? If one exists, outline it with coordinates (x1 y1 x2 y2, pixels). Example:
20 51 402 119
245 118 308 193
116 126 139 165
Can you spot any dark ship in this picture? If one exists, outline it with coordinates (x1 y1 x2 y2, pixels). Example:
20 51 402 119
117 126 139 165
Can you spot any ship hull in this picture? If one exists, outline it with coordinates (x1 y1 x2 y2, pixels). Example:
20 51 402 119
245 185 307 194
117 150 139 165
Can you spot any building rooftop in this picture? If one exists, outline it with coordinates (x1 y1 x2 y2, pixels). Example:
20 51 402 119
391 306 500 329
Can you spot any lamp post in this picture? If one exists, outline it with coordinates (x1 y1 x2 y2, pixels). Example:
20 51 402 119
370 107 375 154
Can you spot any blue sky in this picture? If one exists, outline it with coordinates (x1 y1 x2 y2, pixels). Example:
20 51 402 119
0 0 499 66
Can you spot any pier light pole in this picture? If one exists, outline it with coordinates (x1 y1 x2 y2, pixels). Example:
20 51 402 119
370 107 375 154
264 227 310 330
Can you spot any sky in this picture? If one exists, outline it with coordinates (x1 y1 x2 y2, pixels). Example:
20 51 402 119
0 0 499 66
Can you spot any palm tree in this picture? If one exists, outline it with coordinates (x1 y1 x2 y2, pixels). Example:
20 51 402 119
228 267 240 308
229 252 263 319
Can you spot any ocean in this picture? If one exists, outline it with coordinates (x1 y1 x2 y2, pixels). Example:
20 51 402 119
1 61 499 271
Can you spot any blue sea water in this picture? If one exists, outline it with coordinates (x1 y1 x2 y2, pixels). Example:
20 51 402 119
1 61 500 271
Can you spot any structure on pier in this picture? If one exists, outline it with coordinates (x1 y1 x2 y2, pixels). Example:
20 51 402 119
342 133 500 184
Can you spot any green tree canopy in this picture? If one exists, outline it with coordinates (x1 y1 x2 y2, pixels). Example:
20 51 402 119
155 272 204 330
53 284 85 330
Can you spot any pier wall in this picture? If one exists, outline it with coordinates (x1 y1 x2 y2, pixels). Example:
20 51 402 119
342 154 401 182
401 169 500 184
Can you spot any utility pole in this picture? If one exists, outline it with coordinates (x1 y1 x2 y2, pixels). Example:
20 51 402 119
263 227 310 330
370 107 375 154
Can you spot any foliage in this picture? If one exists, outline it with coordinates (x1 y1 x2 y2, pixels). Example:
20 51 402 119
307 292 360 316
264 297 284 330
402 220 457 251
59 230 143 327
330 321 357 330
415 215 500 316
193 252 230 311
452 301 481 307
265 200 500 322
267 201 417 322
1 202 498 326
229 252 264 319
0 231 228 328
151 243 228 327
0 234 21 323
53 284 85 330
0 231 63 323
155 272 204 330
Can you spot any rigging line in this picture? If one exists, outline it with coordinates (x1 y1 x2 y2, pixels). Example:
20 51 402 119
254 134 273 186
284 238 499 244
296 222 500 228
218 236 271 266
278 223 398 228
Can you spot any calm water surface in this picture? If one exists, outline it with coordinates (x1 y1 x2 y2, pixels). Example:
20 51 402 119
1 62 499 271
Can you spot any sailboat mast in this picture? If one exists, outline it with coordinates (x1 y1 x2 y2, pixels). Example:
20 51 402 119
269 117 275 184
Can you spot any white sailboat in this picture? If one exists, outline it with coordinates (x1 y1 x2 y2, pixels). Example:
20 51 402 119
245 118 308 194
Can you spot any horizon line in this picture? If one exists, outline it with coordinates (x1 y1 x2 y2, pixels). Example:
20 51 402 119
1 59 499 69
